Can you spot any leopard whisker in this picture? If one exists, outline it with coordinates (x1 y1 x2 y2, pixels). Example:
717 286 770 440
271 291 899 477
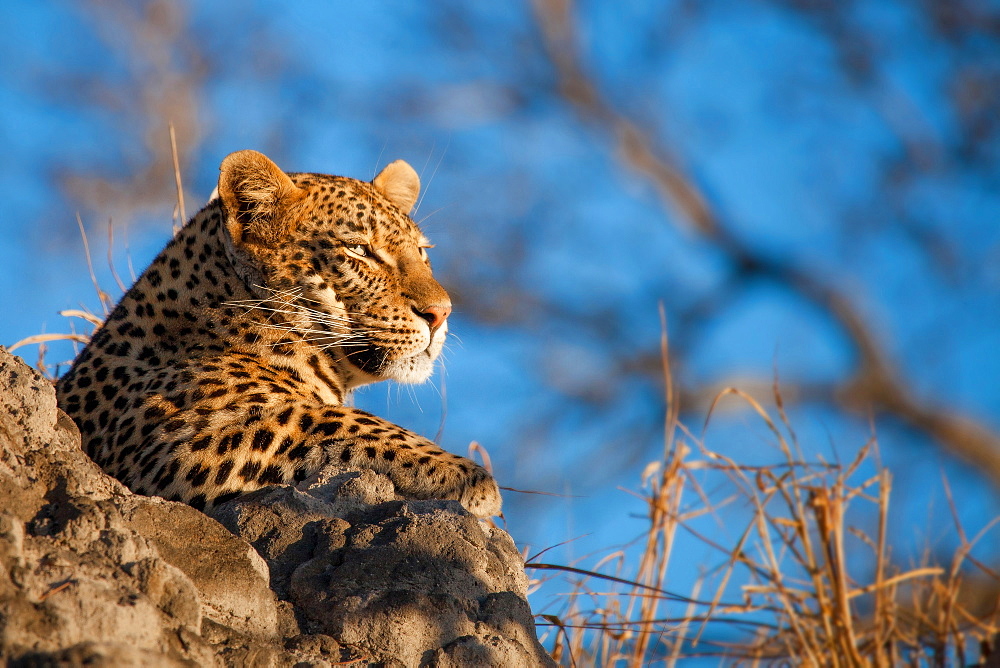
226 291 377 332
239 286 375 319
270 331 367 344
256 319 377 337
238 303 363 328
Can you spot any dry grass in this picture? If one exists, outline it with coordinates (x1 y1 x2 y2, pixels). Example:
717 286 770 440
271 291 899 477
10 122 189 374
9 214 119 377
530 325 1000 665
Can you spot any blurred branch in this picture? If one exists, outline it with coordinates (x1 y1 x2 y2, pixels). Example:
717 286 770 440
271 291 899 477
531 0 717 238
530 0 1000 486
62 0 205 224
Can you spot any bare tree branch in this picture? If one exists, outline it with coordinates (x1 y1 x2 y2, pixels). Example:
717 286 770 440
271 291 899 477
61 0 206 225
530 0 1000 486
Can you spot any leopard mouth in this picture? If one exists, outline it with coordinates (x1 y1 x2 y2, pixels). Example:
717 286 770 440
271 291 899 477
344 342 388 376
342 336 439 383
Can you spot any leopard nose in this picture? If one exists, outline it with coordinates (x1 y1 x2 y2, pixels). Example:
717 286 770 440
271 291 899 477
415 304 451 331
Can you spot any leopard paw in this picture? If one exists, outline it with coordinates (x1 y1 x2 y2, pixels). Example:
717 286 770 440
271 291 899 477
458 470 502 518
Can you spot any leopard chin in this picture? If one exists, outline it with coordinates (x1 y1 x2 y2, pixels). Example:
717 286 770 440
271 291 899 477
343 337 441 384
382 349 437 384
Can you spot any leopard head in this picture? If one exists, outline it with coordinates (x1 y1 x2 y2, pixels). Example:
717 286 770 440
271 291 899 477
217 150 452 386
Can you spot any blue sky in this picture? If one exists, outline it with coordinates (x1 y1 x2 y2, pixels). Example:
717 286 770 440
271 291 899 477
3 0 999 651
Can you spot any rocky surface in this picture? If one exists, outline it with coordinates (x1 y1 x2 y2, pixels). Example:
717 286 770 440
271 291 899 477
0 347 553 667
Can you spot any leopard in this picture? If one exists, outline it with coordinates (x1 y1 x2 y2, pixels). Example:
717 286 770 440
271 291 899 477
56 150 501 518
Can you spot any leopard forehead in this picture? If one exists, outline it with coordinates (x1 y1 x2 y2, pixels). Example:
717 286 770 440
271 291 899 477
286 172 428 248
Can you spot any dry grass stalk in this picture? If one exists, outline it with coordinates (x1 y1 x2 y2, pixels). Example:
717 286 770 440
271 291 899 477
532 350 1000 665
13 120 188 373
10 215 123 375
169 122 186 234
12 122 185 371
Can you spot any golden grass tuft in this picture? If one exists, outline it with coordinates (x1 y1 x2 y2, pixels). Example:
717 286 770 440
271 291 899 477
10 214 122 377
530 322 1000 665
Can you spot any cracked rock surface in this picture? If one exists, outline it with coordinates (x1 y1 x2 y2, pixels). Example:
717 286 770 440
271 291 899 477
0 347 553 667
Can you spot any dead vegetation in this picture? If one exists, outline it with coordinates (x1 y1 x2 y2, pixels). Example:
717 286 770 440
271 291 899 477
529 325 1000 666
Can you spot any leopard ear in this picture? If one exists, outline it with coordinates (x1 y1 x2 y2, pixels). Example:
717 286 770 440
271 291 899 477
373 160 420 215
218 150 304 246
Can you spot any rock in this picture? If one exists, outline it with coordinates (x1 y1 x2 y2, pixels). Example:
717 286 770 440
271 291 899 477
0 347 553 666
212 469 555 666
122 499 279 641
0 361 216 664
9 642 195 667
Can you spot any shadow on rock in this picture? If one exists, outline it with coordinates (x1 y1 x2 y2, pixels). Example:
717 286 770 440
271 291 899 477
212 467 555 667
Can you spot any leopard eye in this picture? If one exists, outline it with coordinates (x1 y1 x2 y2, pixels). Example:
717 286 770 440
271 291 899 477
346 244 369 257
